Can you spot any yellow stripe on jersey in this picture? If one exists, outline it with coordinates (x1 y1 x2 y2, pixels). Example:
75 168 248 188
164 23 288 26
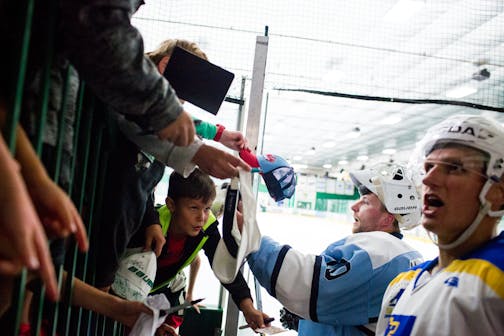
388 269 422 287
446 259 504 299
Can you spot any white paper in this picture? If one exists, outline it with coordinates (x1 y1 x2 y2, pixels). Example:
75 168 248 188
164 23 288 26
255 326 288 334
129 294 171 336
213 170 262 283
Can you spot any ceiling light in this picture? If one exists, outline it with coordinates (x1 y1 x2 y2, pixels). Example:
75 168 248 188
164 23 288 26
322 141 336 148
323 163 332 169
292 163 308 170
445 85 477 98
338 160 349 165
293 155 303 161
357 155 369 161
382 148 396 155
384 0 424 23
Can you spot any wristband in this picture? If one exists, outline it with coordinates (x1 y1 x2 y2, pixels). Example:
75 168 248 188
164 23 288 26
214 124 225 142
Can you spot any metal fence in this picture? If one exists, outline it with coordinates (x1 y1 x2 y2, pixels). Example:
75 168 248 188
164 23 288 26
1 1 124 334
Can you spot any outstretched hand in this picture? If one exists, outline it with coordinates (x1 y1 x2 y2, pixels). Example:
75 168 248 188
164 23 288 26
239 298 271 331
0 149 58 301
28 177 88 252
219 129 248 151
144 224 166 257
193 144 251 179
185 292 203 314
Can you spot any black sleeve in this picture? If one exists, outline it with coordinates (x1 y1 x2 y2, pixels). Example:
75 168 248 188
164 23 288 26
203 221 252 306
141 192 160 229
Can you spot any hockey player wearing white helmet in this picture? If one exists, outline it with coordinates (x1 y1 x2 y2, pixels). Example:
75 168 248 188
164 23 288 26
240 164 423 336
377 114 504 336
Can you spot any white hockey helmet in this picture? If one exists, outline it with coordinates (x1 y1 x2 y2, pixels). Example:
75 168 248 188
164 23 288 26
349 164 421 230
409 114 504 249
411 114 504 217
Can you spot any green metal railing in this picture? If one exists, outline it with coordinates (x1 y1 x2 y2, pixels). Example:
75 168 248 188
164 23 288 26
1 2 122 335
2 3 264 336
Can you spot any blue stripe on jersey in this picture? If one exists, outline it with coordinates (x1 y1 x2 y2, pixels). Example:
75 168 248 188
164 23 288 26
310 255 322 322
271 245 291 297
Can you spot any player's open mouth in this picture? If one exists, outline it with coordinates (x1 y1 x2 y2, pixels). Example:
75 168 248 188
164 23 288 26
423 194 444 216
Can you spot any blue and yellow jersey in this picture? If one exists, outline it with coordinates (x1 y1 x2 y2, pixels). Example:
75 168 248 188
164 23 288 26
376 231 504 336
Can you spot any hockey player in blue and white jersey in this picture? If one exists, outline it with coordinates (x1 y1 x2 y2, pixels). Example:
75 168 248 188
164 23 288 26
376 115 504 335
246 164 424 335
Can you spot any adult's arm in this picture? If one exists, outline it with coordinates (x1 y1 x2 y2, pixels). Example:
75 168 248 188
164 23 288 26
59 1 192 141
117 114 250 179
116 114 200 177
248 237 386 325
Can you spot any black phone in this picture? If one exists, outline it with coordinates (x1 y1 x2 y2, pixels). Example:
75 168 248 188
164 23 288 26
163 46 235 115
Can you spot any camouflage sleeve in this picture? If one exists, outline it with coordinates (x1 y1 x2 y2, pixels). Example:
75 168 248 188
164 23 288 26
59 0 183 133
116 113 200 176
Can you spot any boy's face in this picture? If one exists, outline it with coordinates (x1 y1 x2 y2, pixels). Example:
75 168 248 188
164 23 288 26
169 197 213 237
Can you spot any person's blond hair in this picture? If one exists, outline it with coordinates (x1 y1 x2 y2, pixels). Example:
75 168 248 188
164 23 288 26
146 39 208 65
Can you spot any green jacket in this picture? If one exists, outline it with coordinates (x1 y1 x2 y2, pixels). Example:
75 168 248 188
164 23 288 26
151 205 216 292
151 205 252 305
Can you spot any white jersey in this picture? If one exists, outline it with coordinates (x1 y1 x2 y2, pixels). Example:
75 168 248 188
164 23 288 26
248 231 423 336
376 231 504 336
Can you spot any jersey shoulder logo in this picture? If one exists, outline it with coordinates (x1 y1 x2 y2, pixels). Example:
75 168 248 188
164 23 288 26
444 276 459 287
325 258 351 280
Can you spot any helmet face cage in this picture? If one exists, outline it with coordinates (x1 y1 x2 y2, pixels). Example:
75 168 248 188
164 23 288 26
257 154 297 201
410 114 504 217
350 164 422 230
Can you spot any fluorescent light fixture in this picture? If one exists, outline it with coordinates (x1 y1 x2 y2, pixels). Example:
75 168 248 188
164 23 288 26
323 163 332 169
338 160 349 165
380 115 402 125
293 155 303 161
357 155 369 161
384 0 425 23
382 148 397 155
445 85 477 98
307 148 316 156
322 141 336 148
292 163 308 170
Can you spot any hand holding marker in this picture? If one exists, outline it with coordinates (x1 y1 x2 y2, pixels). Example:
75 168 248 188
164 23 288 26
239 317 275 330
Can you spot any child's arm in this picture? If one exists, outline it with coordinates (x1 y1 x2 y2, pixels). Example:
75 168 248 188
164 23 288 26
193 118 217 140
186 254 201 313
193 118 247 151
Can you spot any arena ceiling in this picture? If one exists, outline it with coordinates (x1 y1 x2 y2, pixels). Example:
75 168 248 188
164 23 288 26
134 0 504 176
